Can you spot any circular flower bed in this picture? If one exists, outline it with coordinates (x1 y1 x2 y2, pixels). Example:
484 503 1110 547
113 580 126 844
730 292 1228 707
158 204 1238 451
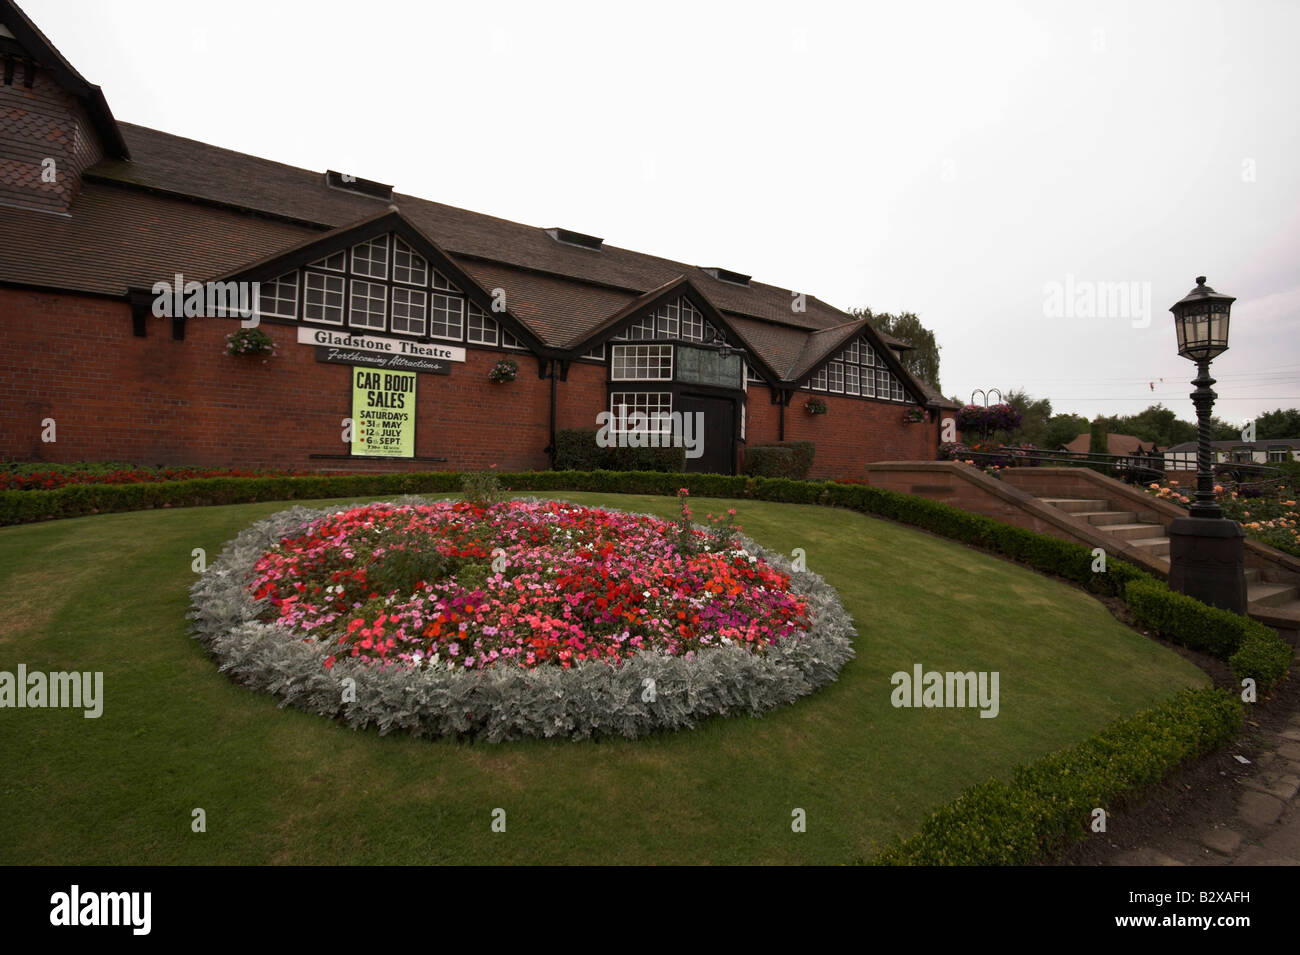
190 497 856 741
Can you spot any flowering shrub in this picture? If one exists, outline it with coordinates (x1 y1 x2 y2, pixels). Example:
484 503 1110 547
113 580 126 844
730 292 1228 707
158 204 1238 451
226 327 275 358
488 358 518 383
902 406 927 424
248 499 812 671
1144 481 1300 557
804 397 828 416
190 497 856 740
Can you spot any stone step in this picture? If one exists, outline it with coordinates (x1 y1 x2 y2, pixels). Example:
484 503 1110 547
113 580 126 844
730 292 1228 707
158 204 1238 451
1248 601 1300 637
1128 536 1171 557
1245 567 1261 583
1039 498 1108 514
1099 522 1168 542
1248 582 1300 609
1075 510 1139 526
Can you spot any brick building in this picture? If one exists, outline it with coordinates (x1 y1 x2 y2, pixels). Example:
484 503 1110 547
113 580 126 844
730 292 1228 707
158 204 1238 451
0 1 954 479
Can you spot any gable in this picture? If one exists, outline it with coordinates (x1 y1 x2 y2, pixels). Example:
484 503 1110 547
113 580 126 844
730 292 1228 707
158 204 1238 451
215 213 545 353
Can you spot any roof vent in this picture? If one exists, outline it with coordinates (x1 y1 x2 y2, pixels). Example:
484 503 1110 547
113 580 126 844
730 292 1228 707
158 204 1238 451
546 227 603 251
704 267 751 287
326 170 393 201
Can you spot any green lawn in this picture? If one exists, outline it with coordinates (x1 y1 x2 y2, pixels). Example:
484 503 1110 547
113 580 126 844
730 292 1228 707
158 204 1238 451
0 492 1207 864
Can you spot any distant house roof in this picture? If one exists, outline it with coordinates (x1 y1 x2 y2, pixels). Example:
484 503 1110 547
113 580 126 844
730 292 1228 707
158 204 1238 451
1062 433 1162 455
1165 439 1300 453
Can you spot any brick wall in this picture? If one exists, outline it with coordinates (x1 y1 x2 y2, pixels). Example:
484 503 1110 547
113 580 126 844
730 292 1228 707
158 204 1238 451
0 67 103 214
746 386 940 479
0 287 945 475
0 288 551 470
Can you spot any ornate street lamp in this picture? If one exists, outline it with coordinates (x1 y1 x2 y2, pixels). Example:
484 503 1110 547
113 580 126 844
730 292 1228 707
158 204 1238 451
1166 276 1245 612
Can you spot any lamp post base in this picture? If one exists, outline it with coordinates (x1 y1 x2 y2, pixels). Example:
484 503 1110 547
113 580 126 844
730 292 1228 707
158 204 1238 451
1167 517 1247 614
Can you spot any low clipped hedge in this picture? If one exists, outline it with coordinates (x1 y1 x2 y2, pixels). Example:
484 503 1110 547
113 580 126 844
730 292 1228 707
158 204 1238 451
1126 580 1292 691
870 687 1243 865
553 429 685 473
742 441 815 480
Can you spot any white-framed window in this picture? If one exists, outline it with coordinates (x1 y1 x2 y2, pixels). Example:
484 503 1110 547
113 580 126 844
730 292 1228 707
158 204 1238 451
303 271 345 325
467 303 498 345
392 237 428 287
502 329 526 350
863 341 877 366
811 368 828 391
613 314 657 341
611 343 673 381
876 368 890 399
309 251 346 272
891 376 905 401
827 361 844 393
430 293 464 340
747 364 764 385
845 363 860 396
681 300 706 342
351 236 389 279
656 299 680 338
390 287 427 336
349 279 387 330
862 364 875 397
844 340 859 364
609 392 673 434
258 271 298 319
1268 448 1289 463
432 269 460 293
583 343 605 360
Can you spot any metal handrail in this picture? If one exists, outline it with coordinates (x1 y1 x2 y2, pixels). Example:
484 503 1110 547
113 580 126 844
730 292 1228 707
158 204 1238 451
947 444 1287 494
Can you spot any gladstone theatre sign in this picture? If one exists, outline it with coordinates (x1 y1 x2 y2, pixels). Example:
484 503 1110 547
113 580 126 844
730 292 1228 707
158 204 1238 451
295 329 466 458
298 327 463 375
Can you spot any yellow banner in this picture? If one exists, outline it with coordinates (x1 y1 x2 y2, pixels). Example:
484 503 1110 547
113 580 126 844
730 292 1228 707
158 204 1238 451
351 368 416 457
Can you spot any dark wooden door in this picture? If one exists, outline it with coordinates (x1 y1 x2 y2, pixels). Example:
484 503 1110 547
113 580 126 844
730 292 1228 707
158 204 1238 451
677 393 736 474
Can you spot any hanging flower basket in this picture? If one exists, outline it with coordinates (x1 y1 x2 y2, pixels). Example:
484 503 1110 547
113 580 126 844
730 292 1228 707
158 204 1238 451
488 358 518 383
902 406 928 424
225 327 275 359
804 397 828 416
955 403 1022 435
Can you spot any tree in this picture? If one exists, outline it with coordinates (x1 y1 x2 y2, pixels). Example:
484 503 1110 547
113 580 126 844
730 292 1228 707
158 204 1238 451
1003 389 1053 446
1043 413 1089 450
851 307 942 392
1255 408 1300 439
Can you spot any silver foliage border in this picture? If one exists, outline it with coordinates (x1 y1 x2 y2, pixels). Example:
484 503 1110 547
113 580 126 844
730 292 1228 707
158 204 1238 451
188 496 857 742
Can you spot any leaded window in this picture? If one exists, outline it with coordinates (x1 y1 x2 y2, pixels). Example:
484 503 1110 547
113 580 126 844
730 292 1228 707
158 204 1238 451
303 271 345 324
467 303 498 345
611 344 673 381
349 279 387 330
351 236 389 280
390 287 427 336
258 271 298 319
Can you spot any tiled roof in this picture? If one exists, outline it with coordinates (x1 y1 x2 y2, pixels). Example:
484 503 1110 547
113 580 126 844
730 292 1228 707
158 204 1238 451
1 119 936 396
1063 433 1162 455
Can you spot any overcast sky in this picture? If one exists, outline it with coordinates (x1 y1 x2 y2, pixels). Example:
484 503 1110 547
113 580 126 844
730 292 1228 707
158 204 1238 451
26 0 1300 427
